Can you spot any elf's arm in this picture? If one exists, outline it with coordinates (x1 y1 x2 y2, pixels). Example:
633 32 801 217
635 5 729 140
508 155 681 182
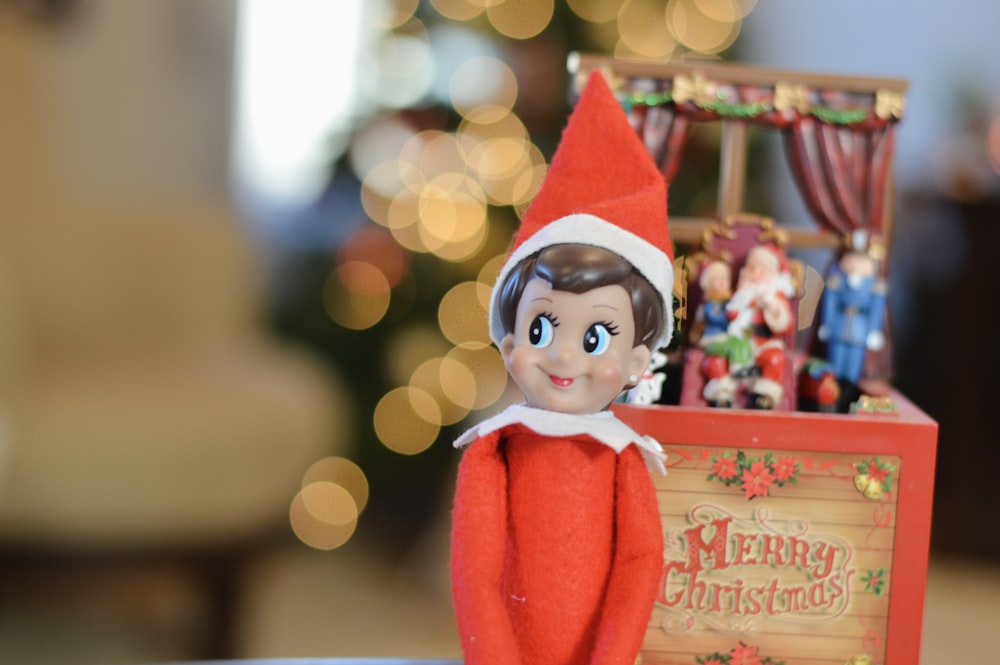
450 430 522 665
590 444 663 665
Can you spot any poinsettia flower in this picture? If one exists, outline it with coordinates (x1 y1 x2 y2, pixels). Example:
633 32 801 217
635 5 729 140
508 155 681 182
862 567 886 596
730 641 763 665
773 456 798 483
711 455 739 481
740 461 776 500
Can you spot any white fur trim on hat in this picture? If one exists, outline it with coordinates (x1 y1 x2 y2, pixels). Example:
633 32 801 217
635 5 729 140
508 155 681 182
488 213 674 349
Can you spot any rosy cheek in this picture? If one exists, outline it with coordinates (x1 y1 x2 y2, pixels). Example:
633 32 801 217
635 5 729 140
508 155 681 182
506 348 536 382
594 360 624 388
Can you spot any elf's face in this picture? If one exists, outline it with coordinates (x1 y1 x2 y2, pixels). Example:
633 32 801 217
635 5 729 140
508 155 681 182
500 278 651 415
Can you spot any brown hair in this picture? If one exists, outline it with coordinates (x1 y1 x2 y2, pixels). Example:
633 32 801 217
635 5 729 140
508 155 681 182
496 243 664 348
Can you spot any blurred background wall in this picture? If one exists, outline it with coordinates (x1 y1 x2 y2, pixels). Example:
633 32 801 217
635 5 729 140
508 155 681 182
0 0 997 663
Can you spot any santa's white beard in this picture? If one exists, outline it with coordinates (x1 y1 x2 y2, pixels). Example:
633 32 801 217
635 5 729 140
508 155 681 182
725 286 758 336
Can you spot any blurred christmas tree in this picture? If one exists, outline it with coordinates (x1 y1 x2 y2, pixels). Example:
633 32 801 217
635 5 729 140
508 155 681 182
259 0 762 556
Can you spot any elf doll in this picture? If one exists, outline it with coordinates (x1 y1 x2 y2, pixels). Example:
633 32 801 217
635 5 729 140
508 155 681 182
450 72 674 665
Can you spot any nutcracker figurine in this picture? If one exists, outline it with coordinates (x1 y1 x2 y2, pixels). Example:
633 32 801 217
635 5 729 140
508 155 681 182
818 247 887 403
450 71 674 665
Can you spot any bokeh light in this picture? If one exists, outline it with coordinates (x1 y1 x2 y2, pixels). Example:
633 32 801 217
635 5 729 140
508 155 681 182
438 355 480 411
450 57 518 119
568 0 623 23
477 254 506 302
617 0 677 59
438 281 491 345
290 481 359 550
362 27 433 109
349 115 418 184
302 456 370 514
429 0 486 22
446 342 508 410
417 173 489 256
409 357 474 425
337 226 411 288
402 130 467 178
429 208 490 261
323 261 392 330
486 0 555 40
667 0 740 54
368 0 420 30
360 158 422 228
387 190 429 253
373 386 441 455
384 324 455 388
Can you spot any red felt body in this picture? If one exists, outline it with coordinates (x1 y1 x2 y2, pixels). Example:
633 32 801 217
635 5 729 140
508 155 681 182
451 424 663 665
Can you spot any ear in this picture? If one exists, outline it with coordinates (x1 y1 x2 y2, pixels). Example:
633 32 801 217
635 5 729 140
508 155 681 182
626 344 652 386
499 334 515 368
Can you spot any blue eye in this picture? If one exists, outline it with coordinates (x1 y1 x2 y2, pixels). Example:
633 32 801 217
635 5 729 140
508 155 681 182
529 314 555 348
584 323 617 355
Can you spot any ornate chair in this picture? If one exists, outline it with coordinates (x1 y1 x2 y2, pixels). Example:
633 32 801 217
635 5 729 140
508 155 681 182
678 214 808 411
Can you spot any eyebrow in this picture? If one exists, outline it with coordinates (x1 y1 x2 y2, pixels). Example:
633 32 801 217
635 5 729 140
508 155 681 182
593 303 618 310
530 297 553 304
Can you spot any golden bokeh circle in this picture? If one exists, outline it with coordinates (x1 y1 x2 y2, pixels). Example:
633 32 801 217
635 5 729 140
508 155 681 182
438 281 491 346
290 482 358 550
446 343 508 410
439 355 479 410
402 130 468 180
567 0 622 23
429 0 485 21
323 261 391 330
667 0 740 54
373 386 441 455
618 0 677 58
409 357 473 426
383 324 455 388
486 0 554 39
302 457 370 514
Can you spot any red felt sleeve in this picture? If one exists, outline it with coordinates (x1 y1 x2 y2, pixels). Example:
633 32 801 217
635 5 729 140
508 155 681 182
590 444 663 665
450 431 523 665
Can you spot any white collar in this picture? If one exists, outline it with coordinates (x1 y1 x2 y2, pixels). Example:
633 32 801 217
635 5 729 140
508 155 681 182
454 403 666 475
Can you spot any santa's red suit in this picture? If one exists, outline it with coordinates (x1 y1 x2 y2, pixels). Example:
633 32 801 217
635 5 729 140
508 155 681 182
451 405 665 665
702 263 794 407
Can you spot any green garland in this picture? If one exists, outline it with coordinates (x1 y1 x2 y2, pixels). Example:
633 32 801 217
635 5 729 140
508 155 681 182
625 88 881 126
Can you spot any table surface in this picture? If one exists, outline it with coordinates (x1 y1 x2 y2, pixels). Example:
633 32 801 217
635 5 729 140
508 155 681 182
153 660 462 665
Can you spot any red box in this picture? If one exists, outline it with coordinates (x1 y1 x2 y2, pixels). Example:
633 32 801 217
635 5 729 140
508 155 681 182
614 391 937 665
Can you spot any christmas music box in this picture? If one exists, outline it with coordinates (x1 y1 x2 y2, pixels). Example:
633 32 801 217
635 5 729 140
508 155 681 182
614 395 936 665
573 55 940 665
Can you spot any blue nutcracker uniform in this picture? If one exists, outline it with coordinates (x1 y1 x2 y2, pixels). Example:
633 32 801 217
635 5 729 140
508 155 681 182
821 268 887 384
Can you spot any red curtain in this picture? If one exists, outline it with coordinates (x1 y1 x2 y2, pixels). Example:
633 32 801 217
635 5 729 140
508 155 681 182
628 103 691 185
624 79 901 380
783 116 895 238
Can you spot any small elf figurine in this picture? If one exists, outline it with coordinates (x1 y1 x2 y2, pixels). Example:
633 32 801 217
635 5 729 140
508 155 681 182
693 259 734 348
450 72 674 665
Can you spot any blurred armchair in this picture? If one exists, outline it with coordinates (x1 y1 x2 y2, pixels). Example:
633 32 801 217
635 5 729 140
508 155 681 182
0 16 343 657
0 204 341 551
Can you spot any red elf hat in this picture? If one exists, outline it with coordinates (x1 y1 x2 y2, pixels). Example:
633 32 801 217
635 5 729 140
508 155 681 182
488 70 675 348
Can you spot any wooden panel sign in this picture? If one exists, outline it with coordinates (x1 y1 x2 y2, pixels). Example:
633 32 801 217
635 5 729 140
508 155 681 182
647 445 898 665
614 391 937 665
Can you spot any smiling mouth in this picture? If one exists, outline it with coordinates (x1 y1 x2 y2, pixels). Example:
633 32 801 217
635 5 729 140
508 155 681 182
549 375 574 387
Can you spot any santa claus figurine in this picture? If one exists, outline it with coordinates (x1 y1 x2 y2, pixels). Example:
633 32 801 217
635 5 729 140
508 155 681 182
702 244 795 409
450 71 673 665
